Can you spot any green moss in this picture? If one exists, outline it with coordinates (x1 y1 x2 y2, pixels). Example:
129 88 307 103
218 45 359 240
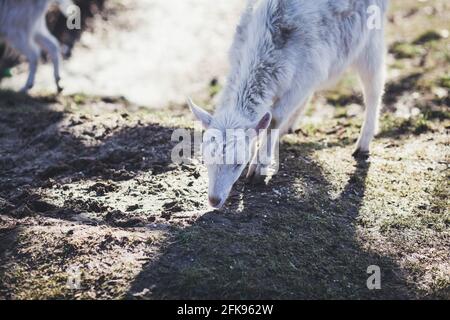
413 30 443 45
423 109 450 121
438 75 450 89
334 106 348 118
380 113 436 137
209 79 222 98
390 60 406 70
74 94 88 105
414 116 433 134
325 91 360 107
390 42 422 59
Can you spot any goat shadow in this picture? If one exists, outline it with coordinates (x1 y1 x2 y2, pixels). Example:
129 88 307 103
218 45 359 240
127 141 416 299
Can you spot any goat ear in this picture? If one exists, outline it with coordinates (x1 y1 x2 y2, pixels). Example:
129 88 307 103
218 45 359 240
188 98 212 128
254 112 272 132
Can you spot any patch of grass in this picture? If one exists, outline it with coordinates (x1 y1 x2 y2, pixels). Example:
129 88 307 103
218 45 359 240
209 78 221 98
334 106 348 119
298 123 321 136
390 60 406 70
422 108 450 121
413 116 434 134
390 42 422 59
428 174 450 232
413 30 443 45
72 93 89 105
324 75 362 107
438 74 450 89
325 91 362 107
379 176 449 234
380 113 436 137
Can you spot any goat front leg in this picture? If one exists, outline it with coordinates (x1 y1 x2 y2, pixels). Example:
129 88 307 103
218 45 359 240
353 34 386 159
246 90 311 183
246 125 279 183
281 96 311 135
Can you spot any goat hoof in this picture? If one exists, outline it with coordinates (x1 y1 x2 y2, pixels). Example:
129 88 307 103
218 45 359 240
250 175 266 185
246 165 268 185
20 84 32 93
246 174 265 185
56 80 63 94
352 148 370 160
245 164 257 182
245 173 258 184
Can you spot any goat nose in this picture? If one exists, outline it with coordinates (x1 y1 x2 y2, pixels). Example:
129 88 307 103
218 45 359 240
208 196 222 208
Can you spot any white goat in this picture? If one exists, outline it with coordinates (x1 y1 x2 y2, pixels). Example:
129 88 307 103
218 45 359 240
189 0 388 209
0 0 73 92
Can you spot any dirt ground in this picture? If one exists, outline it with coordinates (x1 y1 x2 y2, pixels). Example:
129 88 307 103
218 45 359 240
0 0 449 299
